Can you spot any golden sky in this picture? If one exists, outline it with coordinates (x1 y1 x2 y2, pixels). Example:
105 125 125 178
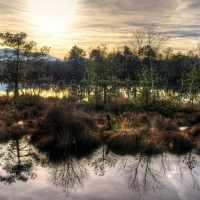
0 0 200 59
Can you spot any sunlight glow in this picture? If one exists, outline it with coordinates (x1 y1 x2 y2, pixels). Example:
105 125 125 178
27 0 77 35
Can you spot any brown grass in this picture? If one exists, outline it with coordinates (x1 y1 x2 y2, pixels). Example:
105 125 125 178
0 121 26 142
151 115 179 131
30 106 101 150
188 112 200 125
140 132 166 154
187 125 200 139
107 129 142 152
164 131 194 152
108 97 130 113
195 140 200 153
1 95 200 154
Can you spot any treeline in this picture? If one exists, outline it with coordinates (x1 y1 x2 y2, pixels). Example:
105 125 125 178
0 28 200 107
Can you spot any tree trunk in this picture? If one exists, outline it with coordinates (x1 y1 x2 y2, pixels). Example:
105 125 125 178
14 49 19 107
103 85 107 104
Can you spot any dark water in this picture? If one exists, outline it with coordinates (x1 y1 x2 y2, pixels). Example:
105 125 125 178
0 137 200 200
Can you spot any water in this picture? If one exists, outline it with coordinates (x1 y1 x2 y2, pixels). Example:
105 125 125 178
0 138 200 200
0 83 7 92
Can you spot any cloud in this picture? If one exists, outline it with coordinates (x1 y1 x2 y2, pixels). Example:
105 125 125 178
0 0 30 33
0 0 200 58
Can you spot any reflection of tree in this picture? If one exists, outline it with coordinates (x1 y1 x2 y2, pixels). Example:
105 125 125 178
176 152 200 190
0 137 38 184
89 145 118 176
119 154 165 196
47 155 89 198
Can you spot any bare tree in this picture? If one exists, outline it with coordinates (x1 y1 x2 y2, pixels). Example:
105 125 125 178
131 26 171 100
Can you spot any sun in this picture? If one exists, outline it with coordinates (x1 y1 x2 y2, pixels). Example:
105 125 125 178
27 0 77 35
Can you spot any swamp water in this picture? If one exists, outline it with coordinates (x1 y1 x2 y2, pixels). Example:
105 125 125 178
0 137 200 200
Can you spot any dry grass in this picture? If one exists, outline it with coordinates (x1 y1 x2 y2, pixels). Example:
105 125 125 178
30 106 101 151
164 131 194 152
140 132 166 154
188 112 200 125
151 115 179 131
107 129 142 152
1 95 200 154
175 116 188 126
195 140 200 153
108 97 130 113
0 121 27 142
187 125 200 139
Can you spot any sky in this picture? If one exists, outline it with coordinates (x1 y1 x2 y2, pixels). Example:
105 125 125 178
0 0 200 59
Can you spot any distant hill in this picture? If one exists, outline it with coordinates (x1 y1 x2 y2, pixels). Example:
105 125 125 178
0 48 63 62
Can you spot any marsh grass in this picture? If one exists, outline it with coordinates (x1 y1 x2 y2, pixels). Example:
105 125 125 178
175 113 188 126
1 95 200 154
0 121 26 142
151 115 179 131
164 131 194 152
107 129 142 152
188 112 200 125
187 125 200 139
140 130 166 154
195 140 200 153
107 97 130 113
31 106 101 151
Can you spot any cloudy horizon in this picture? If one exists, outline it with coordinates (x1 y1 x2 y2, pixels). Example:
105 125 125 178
0 0 200 59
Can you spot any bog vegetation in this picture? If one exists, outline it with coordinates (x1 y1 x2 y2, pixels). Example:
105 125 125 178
0 27 200 155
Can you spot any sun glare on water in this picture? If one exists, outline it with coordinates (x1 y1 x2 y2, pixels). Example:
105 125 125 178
28 0 77 35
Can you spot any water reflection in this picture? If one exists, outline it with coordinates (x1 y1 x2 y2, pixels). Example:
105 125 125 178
176 152 200 190
118 154 165 195
89 145 118 176
46 155 90 198
0 137 38 184
0 141 200 199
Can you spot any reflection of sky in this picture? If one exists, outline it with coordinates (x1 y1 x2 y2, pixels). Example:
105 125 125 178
0 166 66 200
0 150 200 199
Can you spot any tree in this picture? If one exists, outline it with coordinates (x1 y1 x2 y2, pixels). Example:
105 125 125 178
66 45 86 82
86 44 123 104
0 32 50 107
131 26 171 91
138 65 160 106
161 47 174 92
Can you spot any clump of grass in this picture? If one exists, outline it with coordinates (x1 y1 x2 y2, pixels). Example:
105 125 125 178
107 129 142 152
151 115 179 131
103 130 119 140
0 96 12 106
119 112 150 129
195 140 200 153
164 131 194 152
188 112 200 125
133 113 150 127
175 113 188 126
140 131 166 154
187 125 200 139
31 106 101 151
0 121 26 142
108 97 130 113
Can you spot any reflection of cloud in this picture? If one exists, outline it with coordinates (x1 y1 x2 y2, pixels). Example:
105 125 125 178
0 0 200 58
